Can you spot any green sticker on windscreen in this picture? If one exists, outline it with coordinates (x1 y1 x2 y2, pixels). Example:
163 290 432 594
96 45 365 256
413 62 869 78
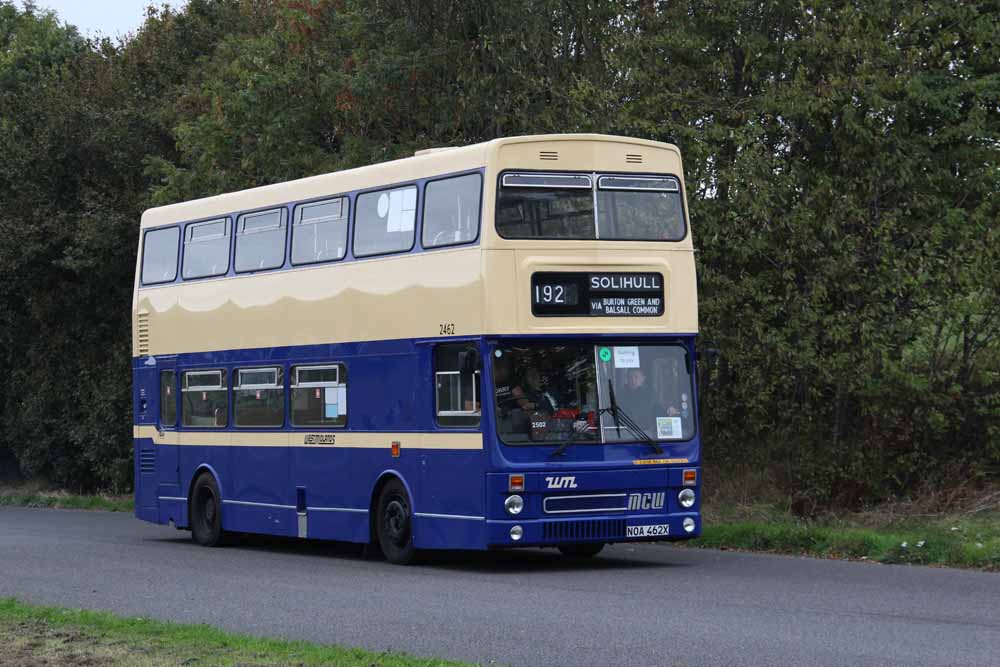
599 347 612 362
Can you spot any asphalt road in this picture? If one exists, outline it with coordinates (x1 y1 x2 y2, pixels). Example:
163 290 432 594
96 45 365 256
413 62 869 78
1 508 998 666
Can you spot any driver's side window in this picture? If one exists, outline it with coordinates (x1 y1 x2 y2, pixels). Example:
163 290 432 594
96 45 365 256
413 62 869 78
434 344 481 428
422 173 482 249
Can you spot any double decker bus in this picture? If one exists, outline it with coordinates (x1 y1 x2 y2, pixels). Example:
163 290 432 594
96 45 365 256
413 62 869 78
132 134 701 564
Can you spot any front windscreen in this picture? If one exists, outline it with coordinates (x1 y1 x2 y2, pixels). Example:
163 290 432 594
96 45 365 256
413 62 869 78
496 173 686 241
493 343 694 444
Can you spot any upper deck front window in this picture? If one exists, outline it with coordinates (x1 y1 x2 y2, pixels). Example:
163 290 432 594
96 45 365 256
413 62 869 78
496 172 686 241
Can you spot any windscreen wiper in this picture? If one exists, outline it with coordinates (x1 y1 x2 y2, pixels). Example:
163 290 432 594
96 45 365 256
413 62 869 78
550 439 574 458
549 418 595 457
599 379 664 455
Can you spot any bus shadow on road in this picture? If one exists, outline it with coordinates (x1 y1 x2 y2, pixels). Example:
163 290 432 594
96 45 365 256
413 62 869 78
415 546 680 573
151 533 680 572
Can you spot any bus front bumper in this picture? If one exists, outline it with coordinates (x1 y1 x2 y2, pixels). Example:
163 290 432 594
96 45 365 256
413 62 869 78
486 511 701 548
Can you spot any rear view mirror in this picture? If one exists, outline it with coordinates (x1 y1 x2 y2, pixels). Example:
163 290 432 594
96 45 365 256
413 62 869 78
459 349 481 373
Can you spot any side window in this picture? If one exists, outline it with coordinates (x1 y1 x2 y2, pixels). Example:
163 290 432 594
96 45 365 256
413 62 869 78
182 218 231 279
141 227 180 285
422 173 482 248
159 371 177 426
235 209 286 273
181 370 228 428
290 364 347 427
353 185 416 257
291 197 348 265
234 367 284 427
435 344 481 427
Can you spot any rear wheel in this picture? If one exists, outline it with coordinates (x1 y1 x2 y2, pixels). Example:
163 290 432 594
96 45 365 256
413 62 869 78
376 479 417 565
558 543 604 559
190 473 226 547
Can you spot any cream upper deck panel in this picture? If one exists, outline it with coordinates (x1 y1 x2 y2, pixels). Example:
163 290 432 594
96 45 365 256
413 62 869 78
133 135 697 357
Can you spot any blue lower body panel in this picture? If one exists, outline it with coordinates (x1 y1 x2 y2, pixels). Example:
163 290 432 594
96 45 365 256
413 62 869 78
134 436 701 552
132 436 488 550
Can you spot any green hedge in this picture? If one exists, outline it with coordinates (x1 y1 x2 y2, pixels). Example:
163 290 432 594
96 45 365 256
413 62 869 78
0 0 997 503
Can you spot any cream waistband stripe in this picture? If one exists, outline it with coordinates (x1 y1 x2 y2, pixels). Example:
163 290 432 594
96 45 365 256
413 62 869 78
133 425 483 450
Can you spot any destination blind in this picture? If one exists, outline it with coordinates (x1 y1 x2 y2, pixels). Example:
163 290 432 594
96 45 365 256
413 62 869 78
530 272 664 317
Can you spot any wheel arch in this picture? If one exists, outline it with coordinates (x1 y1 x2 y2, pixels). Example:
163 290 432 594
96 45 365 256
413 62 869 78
368 469 414 544
186 464 223 528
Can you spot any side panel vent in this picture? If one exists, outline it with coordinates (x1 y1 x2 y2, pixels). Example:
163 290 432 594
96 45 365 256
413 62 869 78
625 153 644 164
542 519 626 542
136 311 150 355
539 151 559 161
139 449 156 474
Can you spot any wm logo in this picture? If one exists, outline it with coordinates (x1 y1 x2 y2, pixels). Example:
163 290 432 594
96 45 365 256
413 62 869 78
545 476 578 489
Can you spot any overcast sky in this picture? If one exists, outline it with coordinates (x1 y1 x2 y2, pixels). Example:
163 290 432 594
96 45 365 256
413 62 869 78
19 0 188 38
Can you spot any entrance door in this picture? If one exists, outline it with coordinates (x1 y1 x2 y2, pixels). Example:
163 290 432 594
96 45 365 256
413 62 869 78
155 359 180 498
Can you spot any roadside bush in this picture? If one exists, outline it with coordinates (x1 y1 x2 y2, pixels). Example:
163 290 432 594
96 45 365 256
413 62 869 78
0 0 996 503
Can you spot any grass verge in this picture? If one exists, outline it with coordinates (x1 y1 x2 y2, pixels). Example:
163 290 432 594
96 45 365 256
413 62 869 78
697 513 1000 570
694 468 1000 570
0 598 469 667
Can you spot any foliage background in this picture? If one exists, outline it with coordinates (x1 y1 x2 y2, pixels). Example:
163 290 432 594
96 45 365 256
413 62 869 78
0 0 997 507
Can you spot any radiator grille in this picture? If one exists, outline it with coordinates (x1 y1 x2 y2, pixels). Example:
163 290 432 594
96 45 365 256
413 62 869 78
542 518 626 542
625 153 643 164
139 449 156 474
544 493 627 514
136 311 150 355
539 150 559 161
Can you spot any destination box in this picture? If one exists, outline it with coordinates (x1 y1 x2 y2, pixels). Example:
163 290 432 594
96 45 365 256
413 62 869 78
531 272 665 317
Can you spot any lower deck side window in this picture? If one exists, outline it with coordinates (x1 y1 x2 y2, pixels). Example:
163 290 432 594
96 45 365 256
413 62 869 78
182 369 228 427
291 364 347 427
160 370 177 426
234 367 284 427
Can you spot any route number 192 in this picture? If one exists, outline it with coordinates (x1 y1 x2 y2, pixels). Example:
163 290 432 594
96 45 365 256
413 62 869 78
535 284 566 304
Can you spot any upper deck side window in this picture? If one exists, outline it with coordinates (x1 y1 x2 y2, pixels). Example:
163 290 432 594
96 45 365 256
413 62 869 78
422 173 482 249
496 172 687 241
292 197 348 265
141 226 180 285
235 209 286 273
182 218 231 279
353 185 417 257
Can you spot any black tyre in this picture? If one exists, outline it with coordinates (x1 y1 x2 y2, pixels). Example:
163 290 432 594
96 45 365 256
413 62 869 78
376 479 417 565
190 472 226 547
558 543 605 559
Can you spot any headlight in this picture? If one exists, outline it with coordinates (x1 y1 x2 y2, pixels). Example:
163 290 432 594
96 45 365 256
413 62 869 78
504 494 524 515
683 517 696 533
678 488 696 509
510 525 523 541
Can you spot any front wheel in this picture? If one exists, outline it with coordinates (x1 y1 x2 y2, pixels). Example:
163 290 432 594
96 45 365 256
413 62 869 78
190 472 226 547
558 543 604 559
376 479 418 565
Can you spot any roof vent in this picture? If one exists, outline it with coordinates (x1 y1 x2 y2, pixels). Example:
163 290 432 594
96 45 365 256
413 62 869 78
136 311 150 355
625 153 644 164
539 151 559 161
413 147 457 157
